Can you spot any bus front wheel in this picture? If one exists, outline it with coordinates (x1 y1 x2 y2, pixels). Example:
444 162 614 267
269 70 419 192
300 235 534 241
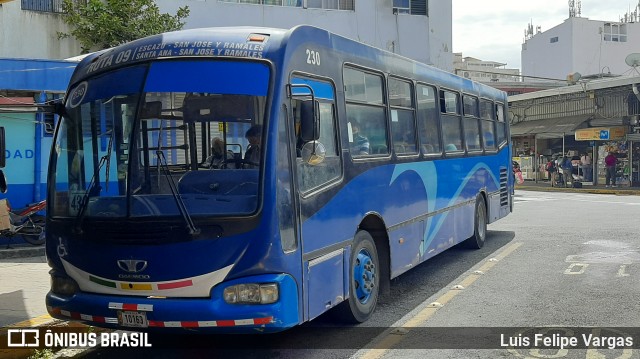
464 195 487 249
336 230 379 323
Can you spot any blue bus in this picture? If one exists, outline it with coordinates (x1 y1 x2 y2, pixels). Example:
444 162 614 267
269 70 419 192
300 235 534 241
45 26 513 332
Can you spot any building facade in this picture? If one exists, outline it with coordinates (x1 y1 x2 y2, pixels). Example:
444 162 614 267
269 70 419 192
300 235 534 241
522 16 640 81
0 0 453 71
0 0 82 59
453 53 520 83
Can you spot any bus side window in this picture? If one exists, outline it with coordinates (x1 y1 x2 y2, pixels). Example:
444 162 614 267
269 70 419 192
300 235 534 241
417 84 441 155
344 66 388 157
495 103 507 145
440 90 463 153
389 77 416 155
463 95 481 151
291 76 341 194
480 99 496 150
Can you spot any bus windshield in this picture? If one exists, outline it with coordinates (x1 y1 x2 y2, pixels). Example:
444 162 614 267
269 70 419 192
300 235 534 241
50 60 270 220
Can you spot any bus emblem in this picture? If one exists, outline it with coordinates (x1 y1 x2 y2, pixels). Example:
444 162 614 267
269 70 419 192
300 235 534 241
117 260 148 273
68 81 88 108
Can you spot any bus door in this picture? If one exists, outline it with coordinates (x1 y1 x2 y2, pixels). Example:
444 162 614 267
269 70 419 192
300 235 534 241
289 76 344 321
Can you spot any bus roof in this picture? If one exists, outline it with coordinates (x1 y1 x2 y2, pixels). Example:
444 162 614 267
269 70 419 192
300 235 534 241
69 25 504 102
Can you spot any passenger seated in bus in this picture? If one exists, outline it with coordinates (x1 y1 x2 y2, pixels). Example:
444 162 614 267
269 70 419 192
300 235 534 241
350 121 370 155
204 137 233 169
422 144 434 154
244 125 262 167
445 143 458 151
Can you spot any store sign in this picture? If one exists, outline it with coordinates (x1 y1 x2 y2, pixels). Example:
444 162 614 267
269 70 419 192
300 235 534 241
574 126 626 141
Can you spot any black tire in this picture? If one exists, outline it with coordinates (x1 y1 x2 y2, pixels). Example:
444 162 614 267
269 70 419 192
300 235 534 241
335 230 379 323
21 219 45 246
464 195 487 249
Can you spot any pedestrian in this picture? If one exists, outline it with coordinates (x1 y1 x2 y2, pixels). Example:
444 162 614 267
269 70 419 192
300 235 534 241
546 158 557 187
604 151 617 187
580 152 592 182
560 154 573 188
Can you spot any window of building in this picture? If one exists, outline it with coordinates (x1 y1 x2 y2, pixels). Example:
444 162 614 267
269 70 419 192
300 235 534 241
603 23 627 42
220 0 354 10
21 0 76 13
344 67 388 156
416 84 441 155
389 77 417 154
393 0 427 15
550 36 559 43
308 0 354 10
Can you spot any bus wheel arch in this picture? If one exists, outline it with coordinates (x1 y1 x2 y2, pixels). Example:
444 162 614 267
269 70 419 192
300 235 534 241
334 214 389 323
464 192 488 249
359 213 390 296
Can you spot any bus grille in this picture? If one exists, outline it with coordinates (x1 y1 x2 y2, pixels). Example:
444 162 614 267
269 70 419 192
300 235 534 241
499 168 509 206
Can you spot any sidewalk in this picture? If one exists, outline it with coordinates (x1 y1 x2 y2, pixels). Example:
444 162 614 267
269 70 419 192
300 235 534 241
0 254 52 327
516 179 640 195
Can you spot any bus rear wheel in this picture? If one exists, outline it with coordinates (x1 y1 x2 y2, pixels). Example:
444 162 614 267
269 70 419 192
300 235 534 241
336 230 379 323
464 195 487 249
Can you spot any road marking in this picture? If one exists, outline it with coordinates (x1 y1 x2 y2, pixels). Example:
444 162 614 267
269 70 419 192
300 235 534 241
564 263 588 275
355 242 523 359
617 265 630 277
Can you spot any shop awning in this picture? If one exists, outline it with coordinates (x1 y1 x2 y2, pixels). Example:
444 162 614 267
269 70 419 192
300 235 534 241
510 115 590 139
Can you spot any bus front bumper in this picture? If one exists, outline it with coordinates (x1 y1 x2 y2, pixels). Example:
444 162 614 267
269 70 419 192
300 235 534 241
46 273 300 333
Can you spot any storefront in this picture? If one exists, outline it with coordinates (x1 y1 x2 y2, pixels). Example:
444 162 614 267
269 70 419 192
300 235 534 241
574 126 639 187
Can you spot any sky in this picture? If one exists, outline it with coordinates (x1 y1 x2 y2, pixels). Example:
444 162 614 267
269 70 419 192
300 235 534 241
452 0 640 70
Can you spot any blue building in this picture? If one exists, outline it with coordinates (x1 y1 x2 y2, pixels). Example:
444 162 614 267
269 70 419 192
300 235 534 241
0 58 77 209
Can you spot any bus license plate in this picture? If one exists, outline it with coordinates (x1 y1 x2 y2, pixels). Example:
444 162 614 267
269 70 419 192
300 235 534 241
118 311 148 328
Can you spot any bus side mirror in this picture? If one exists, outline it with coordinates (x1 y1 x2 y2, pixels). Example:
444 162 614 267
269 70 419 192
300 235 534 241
300 100 320 142
0 127 5 168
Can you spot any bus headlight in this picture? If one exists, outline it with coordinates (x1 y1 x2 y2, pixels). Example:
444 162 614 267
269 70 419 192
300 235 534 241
51 276 79 296
223 283 279 304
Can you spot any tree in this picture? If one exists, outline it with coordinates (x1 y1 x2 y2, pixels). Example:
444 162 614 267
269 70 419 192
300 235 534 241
58 0 190 53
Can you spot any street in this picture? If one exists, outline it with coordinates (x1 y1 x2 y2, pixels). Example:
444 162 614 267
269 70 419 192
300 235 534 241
1 189 640 358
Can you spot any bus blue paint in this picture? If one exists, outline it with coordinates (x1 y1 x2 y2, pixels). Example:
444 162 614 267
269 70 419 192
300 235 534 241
45 26 513 333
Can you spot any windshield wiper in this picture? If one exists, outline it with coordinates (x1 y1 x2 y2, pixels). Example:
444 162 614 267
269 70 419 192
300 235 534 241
155 150 200 236
74 146 112 234
74 130 115 234
104 129 114 192
154 119 199 236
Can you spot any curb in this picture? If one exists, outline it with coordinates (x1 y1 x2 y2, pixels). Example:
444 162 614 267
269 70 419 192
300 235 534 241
0 246 45 260
516 185 640 196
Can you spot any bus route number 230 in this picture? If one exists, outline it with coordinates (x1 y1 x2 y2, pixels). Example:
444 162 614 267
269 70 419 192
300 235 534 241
306 49 321 66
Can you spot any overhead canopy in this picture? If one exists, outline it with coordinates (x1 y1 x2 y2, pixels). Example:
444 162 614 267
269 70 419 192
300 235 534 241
510 115 590 139
0 58 77 93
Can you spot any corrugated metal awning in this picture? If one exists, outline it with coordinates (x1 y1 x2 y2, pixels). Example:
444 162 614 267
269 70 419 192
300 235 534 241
510 115 590 138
